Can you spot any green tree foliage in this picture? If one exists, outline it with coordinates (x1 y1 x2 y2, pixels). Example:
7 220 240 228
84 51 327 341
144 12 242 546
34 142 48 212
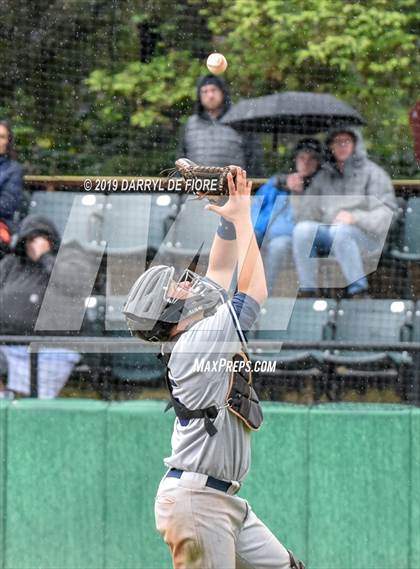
86 53 201 128
84 0 420 175
0 0 418 175
202 0 420 174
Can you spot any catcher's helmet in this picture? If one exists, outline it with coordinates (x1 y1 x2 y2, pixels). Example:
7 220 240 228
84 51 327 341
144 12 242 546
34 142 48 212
123 265 226 342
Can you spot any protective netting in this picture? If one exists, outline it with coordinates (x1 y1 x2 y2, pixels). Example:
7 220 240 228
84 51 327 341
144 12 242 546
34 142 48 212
0 0 419 177
0 1 419 403
0 189 417 404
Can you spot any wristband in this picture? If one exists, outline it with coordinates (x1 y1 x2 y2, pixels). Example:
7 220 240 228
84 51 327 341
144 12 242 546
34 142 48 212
217 217 236 240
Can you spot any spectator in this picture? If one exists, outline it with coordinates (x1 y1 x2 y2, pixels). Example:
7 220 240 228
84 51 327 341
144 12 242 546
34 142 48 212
251 138 322 294
0 214 92 399
0 120 23 258
178 75 264 176
292 127 397 298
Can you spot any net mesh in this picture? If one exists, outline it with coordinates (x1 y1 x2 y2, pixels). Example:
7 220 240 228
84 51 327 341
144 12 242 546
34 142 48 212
0 1 419 403
0 1 418 177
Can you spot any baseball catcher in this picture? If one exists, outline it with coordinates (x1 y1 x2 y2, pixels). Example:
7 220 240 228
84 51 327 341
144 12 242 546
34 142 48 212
124 167 305 569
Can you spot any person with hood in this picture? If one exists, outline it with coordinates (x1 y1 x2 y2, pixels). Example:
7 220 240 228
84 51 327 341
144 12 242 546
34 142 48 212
0 214 93 399
251 138 322 294
292 127 397 298
0 120 23 258
178 75 264 176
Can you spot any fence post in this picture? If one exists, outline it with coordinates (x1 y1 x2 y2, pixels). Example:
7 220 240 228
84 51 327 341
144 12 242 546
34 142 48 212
30 348 38 398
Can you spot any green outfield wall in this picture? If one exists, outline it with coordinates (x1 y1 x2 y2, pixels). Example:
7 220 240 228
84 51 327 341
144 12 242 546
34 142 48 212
0 400 419 569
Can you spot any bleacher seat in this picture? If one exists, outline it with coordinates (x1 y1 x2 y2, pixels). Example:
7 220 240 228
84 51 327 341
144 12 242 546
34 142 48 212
389 197 420 298
105 194 181 295
102 194 150 252
149 194 180 253
322 299 413 367
105 295 164 386
103 194 151 296
29 191 107 251
413 302 420 341
391 197 420 262
29 192 179 296
156 196 219 274
250 298 336 367
411 302 420 398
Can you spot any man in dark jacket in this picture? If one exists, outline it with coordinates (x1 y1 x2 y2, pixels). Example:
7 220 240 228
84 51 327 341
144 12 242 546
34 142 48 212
178 75 264 177
292 126 397 297
0 214 93 398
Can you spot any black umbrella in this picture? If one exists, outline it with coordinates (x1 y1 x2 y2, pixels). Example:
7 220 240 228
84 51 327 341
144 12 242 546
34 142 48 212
221 91 366 135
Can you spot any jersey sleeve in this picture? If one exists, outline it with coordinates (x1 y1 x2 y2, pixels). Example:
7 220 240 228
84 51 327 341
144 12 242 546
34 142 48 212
173 306 235 357
230 292 261 331
173 294 260 358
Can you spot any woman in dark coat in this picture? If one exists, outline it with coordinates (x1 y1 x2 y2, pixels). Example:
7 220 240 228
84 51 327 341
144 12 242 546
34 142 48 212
0 120 23 257
0 214 94 398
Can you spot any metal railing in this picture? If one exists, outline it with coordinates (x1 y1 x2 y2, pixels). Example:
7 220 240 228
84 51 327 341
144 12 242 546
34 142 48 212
24 176 420 196
1 334 419 401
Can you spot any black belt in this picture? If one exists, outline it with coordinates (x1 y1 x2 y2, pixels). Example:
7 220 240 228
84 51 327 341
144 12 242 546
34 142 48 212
167 468 234 493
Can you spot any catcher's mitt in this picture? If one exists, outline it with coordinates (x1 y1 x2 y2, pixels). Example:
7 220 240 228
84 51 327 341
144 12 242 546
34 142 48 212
175 158 237 204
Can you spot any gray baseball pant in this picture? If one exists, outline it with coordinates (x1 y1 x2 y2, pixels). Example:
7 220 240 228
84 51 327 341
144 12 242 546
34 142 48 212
155 472 292 569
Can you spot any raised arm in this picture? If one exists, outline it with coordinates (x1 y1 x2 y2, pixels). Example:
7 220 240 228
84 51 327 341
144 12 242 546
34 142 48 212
205 230 237 291
206 168 268 305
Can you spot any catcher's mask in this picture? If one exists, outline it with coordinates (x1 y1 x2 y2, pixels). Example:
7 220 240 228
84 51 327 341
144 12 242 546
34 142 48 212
123 265 227 342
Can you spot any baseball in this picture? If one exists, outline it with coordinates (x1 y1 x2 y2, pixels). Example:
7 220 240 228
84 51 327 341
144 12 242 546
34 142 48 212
206 52 228 75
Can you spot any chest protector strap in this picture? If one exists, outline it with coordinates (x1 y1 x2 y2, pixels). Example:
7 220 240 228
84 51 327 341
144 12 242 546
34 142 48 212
158 350 219 437
158 342 263 437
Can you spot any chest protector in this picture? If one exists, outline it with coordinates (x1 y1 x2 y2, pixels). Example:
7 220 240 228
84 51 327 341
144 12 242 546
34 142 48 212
227 351 263 431
159 344 263 437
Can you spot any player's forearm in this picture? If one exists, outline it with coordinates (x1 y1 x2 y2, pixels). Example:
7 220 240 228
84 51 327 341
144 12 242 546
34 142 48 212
208 233 236 271
234 215 267 305
206 233 237 290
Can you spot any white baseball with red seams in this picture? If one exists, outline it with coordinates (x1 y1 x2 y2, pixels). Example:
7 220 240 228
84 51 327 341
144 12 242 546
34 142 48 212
206 52 228 75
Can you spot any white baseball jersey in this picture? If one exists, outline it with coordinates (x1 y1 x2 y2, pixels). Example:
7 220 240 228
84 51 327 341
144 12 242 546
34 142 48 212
162 293 260 483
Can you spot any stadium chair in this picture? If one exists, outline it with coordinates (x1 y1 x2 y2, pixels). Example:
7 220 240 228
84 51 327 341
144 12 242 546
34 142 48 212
103 194 152 296
105 295 129 333
68 295 107 395
249 297 337 367
97 194 179 296
321 299 414 401
248 298 336 400
29 191 106 251
102 194 151 253
157 196 219 274
409 303 420 403
390 197 420 298
390 197 420 262
149 193 180 253
412 302 420 341
322 299 414 367
105 295 165 388
102 193 178 252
